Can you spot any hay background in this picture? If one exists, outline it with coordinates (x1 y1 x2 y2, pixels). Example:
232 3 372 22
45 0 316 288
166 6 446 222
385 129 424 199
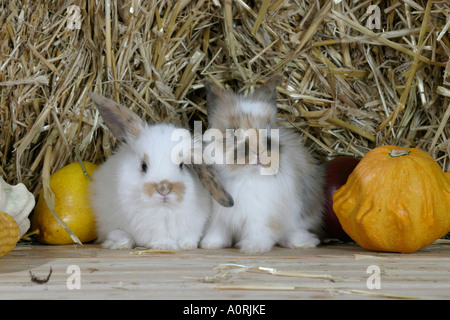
0 0 449 196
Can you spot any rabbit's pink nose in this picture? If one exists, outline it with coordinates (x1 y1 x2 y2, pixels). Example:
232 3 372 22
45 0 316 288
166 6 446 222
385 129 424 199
156 180 173 196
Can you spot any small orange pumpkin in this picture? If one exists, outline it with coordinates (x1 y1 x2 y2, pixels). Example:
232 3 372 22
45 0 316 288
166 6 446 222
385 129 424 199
333 145 450 253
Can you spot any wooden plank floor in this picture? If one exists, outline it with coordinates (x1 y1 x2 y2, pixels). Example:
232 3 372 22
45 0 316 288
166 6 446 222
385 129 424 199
1 241 450 299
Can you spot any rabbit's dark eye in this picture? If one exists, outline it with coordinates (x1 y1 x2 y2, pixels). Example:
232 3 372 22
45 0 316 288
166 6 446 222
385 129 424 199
141 161 148 173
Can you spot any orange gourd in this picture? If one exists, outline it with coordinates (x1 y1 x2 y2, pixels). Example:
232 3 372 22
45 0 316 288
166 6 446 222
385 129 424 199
333 145 450 253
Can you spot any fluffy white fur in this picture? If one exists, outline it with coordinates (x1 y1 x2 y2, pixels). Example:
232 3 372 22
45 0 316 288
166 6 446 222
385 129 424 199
200 78 325 253
90 123 211 250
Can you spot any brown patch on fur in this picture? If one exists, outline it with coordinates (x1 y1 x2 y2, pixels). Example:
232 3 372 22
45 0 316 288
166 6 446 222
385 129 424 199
228 112 272 131
143 182 157 197
171 182 186 203
143 180 186 203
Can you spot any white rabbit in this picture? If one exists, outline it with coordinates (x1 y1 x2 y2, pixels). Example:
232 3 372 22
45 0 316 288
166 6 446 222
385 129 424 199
200 76 325 253
88 93 233 250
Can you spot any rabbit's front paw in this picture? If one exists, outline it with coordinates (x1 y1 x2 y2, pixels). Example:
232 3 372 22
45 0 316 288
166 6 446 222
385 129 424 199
237 238 274 254
178 238 199 250
200 234 231 249
102 230 135 249
282 230 320 248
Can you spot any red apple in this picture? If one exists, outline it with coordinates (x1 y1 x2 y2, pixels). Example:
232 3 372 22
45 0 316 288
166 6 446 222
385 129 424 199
323 156 360 240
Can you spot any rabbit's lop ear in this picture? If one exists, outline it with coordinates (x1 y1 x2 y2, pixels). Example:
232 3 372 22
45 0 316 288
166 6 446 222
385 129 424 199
89 92 144 143
189 164 234 208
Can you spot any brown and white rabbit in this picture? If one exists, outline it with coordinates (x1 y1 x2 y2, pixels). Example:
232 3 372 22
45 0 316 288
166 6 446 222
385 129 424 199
88 93 233 250
200 76 325 253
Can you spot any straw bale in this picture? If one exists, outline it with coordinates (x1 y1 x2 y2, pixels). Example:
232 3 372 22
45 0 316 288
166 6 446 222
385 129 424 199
0 0 449 196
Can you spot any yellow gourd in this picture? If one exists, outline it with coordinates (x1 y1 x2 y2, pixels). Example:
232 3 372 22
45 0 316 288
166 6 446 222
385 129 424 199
31 162 98 244
333 145 450 253
0 212 20 258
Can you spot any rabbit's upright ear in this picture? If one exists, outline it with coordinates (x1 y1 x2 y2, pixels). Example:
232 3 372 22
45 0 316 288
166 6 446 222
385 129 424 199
204 81 230 116
189 163 234 208
251 75 282 106
204 81 226 106
89 92 144 143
